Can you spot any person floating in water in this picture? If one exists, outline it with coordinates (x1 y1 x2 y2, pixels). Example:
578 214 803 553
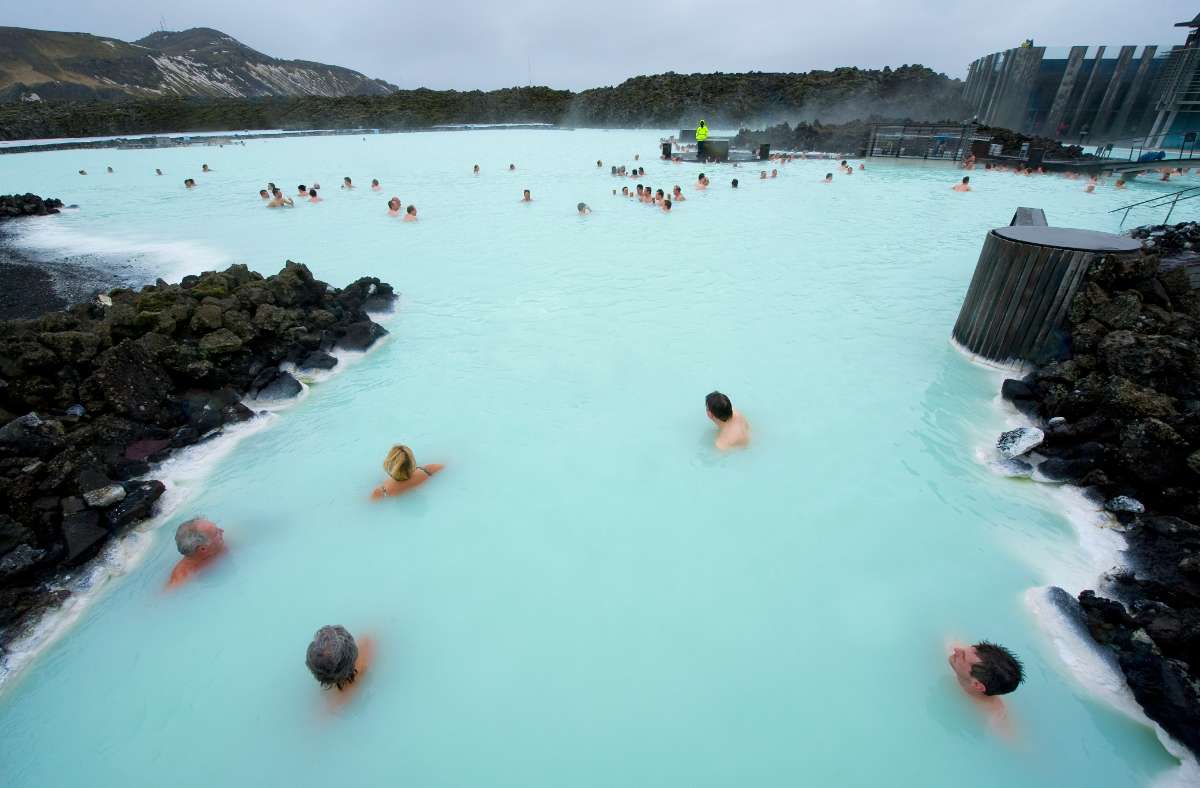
577 202 591 215
259 189 270 200
167 517 226 588
308 188 322 203
184 178 197 189
823 173 833 183
202 164 212 172
952 176 971 192
387 197 402 216
268 188 293 207
404 205 418 222
371 444 444 500
342 176 354 189
306 625 375 707
948 640 1024 736
522 189 533 202
371 179 382 191
706 391 750 450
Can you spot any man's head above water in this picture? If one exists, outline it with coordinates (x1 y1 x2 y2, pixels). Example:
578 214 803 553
705 391 733 422
949 641 1024 696
174 517 225 558
306 625 360 690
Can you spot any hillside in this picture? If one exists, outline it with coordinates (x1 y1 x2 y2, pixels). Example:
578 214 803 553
0 66 968 141
0 26 397 102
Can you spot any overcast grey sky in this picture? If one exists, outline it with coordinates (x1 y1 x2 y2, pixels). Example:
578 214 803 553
6 1 1199 90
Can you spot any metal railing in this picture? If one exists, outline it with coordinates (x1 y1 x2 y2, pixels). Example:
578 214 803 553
1109 184 1200 227
1083 133 1200 165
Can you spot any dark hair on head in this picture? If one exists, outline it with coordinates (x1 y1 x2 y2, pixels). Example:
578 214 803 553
698 172 705 180
406 205 416 214
299 184 306 191
963 176 970 183
656 189 664 196
344 176 351 181
732 179 738 187
826 173 833 178
306 625 359 690
663 198 672 209
971 641 1024 696
706 391 733 421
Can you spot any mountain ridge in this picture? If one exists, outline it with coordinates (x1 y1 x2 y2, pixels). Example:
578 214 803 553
0 26 398 102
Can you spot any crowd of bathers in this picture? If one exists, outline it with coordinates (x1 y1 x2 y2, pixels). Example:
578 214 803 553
84 148 1029 726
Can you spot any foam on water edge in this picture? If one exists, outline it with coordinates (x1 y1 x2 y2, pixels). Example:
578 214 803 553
970 362 1198 782
5 215 233 287
0 307 397 692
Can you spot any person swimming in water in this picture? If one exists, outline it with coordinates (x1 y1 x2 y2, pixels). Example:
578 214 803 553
952 176 971 192
79 169 87 175
578 202 591 215
1115 178 1127 189
731 178 739 188
371 444 444 499
621 186 630 197
342 176 354 189
202 164 211 172
597 160 603 168
297 184 308 197
509 164 516 171
522 189 532 202
760 170 768 180
155 168 163 176
823 173 833 183
1085 182 1096 193
473 164 480 174
404 205 418 221
696 173 708 190
107 166 113 173
371 179 382 191
268 188 293 207
167 517 227 588
387 197 402 216
662 198 672 213
672 185 686 201
706 391 750 450
948 639 1024 736
306 625 375 707
654 188 665 204
771 169 778 178
308 188 322 203
259 189 270 200
184 178 197 189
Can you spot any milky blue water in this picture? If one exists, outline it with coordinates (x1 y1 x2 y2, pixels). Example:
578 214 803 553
0 130 1195 787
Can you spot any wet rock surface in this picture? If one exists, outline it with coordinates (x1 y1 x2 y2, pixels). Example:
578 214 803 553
0 260 396 654
997 234 1200 755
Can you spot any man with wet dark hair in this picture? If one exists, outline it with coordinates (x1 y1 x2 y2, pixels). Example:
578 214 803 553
705 391 750 450
949 641 1024 696
522 189 532 202
731 178 739 188
953 176 972 193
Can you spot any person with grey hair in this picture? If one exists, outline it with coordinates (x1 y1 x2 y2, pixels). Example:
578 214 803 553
306 625 375 705
167 517 226 588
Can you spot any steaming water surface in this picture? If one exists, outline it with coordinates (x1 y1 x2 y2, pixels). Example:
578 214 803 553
0 130 1194 787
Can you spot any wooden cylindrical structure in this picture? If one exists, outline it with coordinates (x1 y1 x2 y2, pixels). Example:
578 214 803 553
952 226 1141 366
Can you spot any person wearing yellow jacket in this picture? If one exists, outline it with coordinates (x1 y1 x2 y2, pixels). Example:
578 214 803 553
695 120 709 142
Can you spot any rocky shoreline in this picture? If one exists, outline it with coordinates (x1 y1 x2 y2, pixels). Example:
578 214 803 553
0 222 396 657
995 225 1200 755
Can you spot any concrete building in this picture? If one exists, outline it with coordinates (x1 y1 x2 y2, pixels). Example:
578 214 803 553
963 15 1200 145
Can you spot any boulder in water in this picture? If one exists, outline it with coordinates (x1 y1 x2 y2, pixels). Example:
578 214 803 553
997 426 1044 459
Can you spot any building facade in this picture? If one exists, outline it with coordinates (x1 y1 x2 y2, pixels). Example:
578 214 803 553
963 15 1200 146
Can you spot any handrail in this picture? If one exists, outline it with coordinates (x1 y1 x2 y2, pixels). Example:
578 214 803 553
1109 185 1200 213
1110 184 1200 227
